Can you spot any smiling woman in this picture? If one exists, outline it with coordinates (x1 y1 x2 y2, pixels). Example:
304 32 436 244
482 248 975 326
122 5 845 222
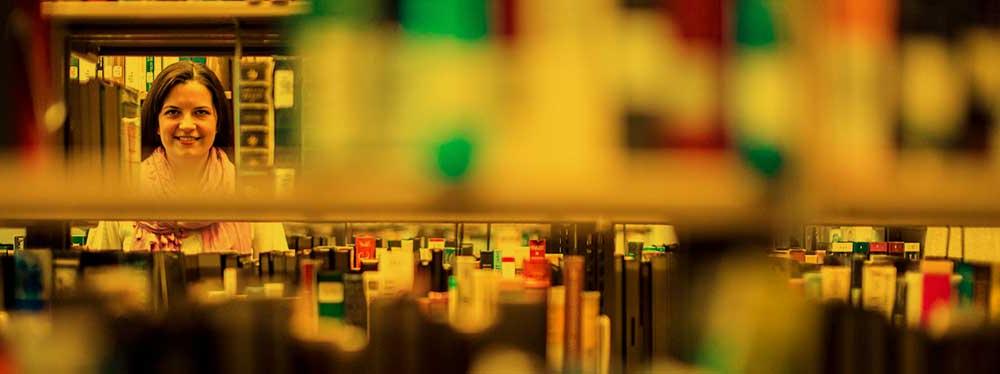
85 61 288 255
141 60 233 164
157 82 218 163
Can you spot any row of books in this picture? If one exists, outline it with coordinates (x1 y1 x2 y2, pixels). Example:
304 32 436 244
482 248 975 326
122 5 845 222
65 74 141 186
71 55 225 95
14 221 1000 372
777 239 1000 333
235 56 302 195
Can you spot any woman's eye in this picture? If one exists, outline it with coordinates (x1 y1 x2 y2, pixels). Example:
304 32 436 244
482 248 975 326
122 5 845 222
195 110 211 116
163 109 179 116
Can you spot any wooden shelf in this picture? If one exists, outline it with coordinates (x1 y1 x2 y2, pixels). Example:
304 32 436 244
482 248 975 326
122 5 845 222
0 153 766 232
42 1 308 22
807 153 1000 226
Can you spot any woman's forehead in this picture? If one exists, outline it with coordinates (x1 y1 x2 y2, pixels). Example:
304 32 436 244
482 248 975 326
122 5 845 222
163 81 213 107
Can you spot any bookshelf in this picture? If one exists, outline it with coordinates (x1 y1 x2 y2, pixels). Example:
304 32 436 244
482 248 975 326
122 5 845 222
804 152 1000 226
35 0 1000 229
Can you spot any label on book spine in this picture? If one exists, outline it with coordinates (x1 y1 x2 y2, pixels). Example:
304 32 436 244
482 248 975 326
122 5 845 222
821 266 851 302
529 239 546 259
862 265 897 319
831 242 854 253
869 242 888 253
317 282 344 303
274 69 294 109
354 236 375 270
70 56 79 80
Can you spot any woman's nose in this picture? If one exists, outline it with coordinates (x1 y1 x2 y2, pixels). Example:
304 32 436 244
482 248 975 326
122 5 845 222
178 114 196 130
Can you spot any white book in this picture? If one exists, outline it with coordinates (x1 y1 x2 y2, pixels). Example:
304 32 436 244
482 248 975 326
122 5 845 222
124 56 146 93
924 227 949 257
905 272 924 328
79 56 97 83
962 227 995 263
597 315 611 374
862 265 897 319
947 226 963 259
821 266 851 302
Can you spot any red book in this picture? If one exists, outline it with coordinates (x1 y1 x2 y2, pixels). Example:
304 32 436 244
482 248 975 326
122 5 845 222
354 236 375 270
523 258 550 289
921 273 952 327
789 249 806 262
870 242 888 253
529 239 546 259
888 242 905 254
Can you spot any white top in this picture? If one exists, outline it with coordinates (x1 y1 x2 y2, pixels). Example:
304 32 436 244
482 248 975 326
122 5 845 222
86 221 289 256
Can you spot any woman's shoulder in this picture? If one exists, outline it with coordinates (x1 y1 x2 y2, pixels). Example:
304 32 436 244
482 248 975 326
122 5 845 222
251 222 288 251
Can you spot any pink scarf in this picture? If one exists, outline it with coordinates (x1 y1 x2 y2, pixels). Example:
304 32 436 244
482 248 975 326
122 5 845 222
134 147 252 254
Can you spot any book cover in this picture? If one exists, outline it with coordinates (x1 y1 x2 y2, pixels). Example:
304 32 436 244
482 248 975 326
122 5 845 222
820 266 850 302
124 56 146 93
108 56 125 85
921 273 952 328
69 55 79 81
581 291 601 374
862 265 897 319
564 255 585 371
145 56 155 92
991 264 1000 323
547 286 565 372
905 272 923 328
154 56 164 81
100 81 122 185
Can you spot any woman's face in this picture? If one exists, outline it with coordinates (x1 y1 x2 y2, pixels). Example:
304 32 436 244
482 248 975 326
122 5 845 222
158 81 217 162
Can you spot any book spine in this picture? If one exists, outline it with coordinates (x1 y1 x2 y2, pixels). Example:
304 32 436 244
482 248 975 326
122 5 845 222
145 56 154 92
547 285 565 372
563 255 585 371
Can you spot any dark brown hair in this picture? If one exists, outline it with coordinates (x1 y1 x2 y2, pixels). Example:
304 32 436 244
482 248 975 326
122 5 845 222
140 60 233 160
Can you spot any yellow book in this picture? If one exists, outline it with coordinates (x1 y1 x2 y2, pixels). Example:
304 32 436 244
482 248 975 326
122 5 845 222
991 265 1000 323
547 286 565 372
581 291 601 374
820 266 851 302
124 56 146 93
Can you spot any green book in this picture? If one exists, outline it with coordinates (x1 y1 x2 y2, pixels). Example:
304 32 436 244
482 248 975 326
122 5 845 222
69 56 80 81
145 56 155 91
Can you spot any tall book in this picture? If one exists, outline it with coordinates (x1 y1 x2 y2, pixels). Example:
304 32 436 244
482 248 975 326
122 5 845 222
100 80 122 185
605 255 624 373
624 258 641 371
145 56 155 92
106 56 125 86
922 273 952 328
69 56 79 82
650 253 674 359
153 56 164 82
124 56 146 93
563 255 585 371
273 56 301 169
67 79 82 165
78 56 96 84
